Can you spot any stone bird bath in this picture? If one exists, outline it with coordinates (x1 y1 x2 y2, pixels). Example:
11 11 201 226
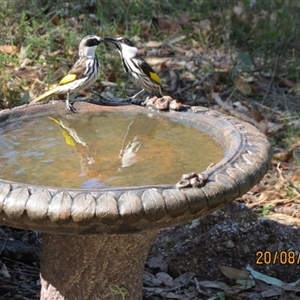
0 102 271 300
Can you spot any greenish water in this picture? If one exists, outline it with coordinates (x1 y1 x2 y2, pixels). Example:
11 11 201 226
0 112 223 188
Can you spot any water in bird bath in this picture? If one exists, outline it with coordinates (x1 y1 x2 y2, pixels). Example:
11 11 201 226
0 112 223 188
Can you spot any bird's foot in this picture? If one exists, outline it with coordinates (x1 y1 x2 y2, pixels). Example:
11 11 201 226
128 98 144 105
123 97 134 103
67 102 77 112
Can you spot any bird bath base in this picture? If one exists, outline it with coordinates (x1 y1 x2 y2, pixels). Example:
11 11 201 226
0 102 272 300
41 232 157 300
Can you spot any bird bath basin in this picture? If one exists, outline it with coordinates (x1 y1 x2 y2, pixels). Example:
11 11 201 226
0 102 271 300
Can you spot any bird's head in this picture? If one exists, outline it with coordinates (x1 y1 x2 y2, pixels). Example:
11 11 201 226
103 37 138 59
79 35 103 58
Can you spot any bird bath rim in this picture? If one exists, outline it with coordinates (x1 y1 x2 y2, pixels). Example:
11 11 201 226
0 101 272 235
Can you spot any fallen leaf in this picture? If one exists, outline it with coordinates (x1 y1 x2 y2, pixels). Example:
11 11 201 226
173 272 195 286
166 32 188 45
236 279 256 289
146 41 163 48
143 271 162 287
51 15 61 26
246 265 285 286
266 122 285 134
153 16 181 33
218 265 249 280
0 263 11 278
257 119 268 134
147 254 168 272
273 149 294 162
261 287 282 298
164 292 182 299
156 272 173 287
0 45 19 54
234 76 252 95
248 105 265 122
198 280 229 290
279 77 296 89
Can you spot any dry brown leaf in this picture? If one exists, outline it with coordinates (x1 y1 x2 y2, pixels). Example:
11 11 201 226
248 105 265 122
257 119 268 134
154 17 181 33
250 81 266 95
78 14 86 21
249 183 269 195
246 192 277 208
51 15 61 26
257 190 282 203
266 122 285 134
14 69 41 85
218 265 249 280
275 205 300 218
233 4 248 23
280 77 297 89
273 149 294 162
146 41 163 48
166 32 188 45
234 76 252 95
0 45 19 54
145 57 169 68
178 13 189 24
290 172 300 183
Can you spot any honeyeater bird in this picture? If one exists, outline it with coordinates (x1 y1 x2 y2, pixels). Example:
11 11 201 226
103 37 163 99
31 35 103 112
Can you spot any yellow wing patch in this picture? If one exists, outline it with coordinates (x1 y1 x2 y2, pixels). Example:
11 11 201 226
59 74 77 85
149 72 162 85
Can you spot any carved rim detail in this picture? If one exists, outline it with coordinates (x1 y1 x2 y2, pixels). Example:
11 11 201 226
0 102 272 234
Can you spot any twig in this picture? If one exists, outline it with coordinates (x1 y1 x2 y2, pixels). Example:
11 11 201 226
254 101 287 117
191 277 210 297
212 92 261 128
262 54 279 103
172 72 214 95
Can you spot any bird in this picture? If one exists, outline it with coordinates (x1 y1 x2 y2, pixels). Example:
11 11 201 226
103 36 163 99
31 35 103 112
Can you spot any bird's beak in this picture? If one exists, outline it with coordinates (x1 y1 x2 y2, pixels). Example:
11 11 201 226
103 37 118 44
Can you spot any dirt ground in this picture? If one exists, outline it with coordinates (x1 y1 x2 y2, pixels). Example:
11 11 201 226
1 200 300 300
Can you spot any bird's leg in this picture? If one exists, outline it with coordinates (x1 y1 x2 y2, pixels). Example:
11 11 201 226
66 92 76 112
124 89 145 104
130 89 145 99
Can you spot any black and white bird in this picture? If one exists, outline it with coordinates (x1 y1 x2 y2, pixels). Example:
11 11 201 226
104 36 163 99
31 35 103 112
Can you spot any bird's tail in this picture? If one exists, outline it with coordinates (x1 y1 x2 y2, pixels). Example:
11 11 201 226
30 86 60 104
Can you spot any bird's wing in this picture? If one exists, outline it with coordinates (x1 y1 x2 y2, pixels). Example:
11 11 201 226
59 57 88 85
138 59 162 85
31 57 88 104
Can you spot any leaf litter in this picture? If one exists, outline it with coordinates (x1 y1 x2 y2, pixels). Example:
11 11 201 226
1 1 300 299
